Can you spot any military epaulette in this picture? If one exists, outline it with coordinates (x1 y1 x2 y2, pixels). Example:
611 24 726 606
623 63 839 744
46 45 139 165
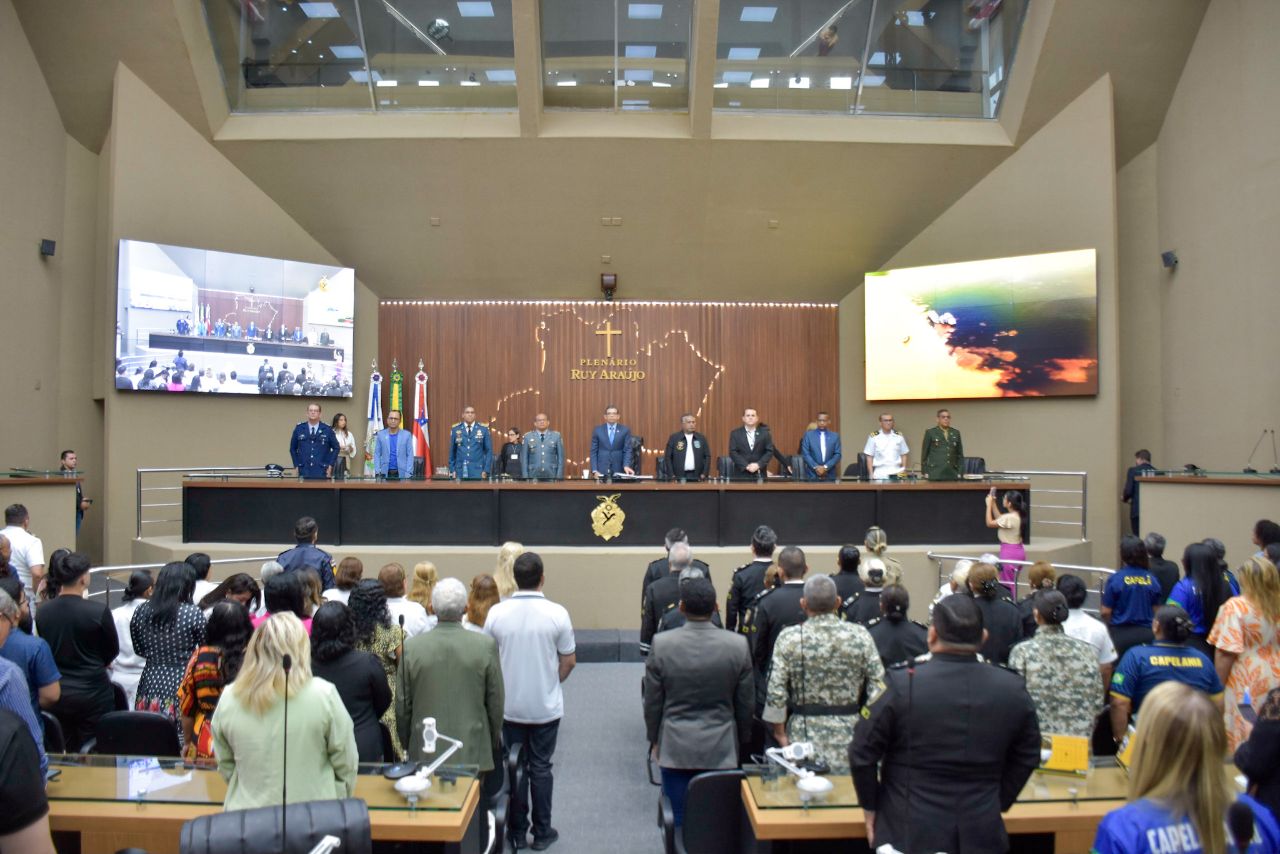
866 616 883 627
451 422 463 429
911 620 928 630
868 431 879 438
749 586 774 605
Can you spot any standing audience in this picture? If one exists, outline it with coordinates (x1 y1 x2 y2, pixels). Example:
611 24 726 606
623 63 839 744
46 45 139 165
36 552 117 748
351 579 405 760
0 706 55 854
494 541 523 600
1007 590 1104 738
485 552 576 852
254 572 312 632
406 561 438 614
0 576 60 727
197 573 260 614
1016 561 1057 639
464 574 500 632
0 588 46 776
322 557 364 605
865 584 928 667
310 602 391 763
968 561 1022 665
1168 541 1237 658
1143 532 1180 600
1058 573 1119 687
380 562 433 637
210 613 358 811
1207 554 1280 751
131 561 206 719
187 553 216 605
1235 687 1280 823
985 489 1028 594
0 504 45 605
178 601 251 761
862 525 903 584
1101 536 1164 660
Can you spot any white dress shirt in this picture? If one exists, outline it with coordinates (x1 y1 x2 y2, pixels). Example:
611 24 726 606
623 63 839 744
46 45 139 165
386 597 433 638
683 433 696 471
862 430 910 478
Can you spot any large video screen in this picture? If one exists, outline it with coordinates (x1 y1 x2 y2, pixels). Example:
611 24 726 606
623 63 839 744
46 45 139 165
864 248 1098 401
115 240 355 397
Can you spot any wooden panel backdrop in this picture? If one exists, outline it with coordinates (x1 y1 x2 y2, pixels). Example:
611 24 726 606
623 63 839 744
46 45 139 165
378 301 839 477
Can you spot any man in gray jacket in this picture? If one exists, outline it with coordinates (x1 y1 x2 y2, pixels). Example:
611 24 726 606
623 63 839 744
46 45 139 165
520 413 565 481
643 576 753 827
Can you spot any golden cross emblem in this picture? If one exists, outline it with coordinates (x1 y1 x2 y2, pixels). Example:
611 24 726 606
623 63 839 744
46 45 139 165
595 321 622 357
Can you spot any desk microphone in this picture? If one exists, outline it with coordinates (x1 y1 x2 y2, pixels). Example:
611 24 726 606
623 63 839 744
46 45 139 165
1244 428 1268 473
281 653 292 848
1270 429 1280 474
395 614 405 660
1228 800 1254 853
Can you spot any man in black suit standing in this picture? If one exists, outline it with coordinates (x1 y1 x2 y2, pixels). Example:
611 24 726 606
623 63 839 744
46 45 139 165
663 414 710 482
728 408 775 480
1122 449 1156 535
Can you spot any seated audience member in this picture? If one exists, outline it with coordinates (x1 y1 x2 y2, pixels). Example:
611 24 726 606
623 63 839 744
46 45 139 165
1058 574 1119 687
463 574 500 632
829 543 866 605
1235 687 1280 822
1168 541 1237 658
406 561 438 614
764 575 884 772
197 573 260 616
931 559 973 617
968 562 1022 665
1091 682 1280 854
0 708 55 854
178 601 252 761
300 568 325 616
643 576 752 828
866 584 928 667
1008 590 1104 739
0 576 60 726
1017 561 1057 640
1143 532 1180 600
132 561 206 719
36 552 118 748
397 578 504 785
862 526 903 585
842 557 888 625
186 552 216 605
310 602 391 764
322 556 364 605
380 562 433 637
1207 554 1280 751
253 572 313 633
1109 606 1222 742
494 541 523 600
254 560 284 617
351 579 405 760
0 588 47 778
210 613 358 811
1101 536 1164 661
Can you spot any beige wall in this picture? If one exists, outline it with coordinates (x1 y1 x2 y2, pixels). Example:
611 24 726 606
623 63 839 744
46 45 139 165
840 77 1121 565
100 66 378 564
1156 0 1280 468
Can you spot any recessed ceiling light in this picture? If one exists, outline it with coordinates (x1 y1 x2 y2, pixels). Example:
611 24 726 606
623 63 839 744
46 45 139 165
861 74 886 87
749 77 770 88
299 2 340 18
651 81 671 88
624 45 657 58
727 47 761 61
485 69 516 82
418 79 440 86
456 1 494 16
329 45 364 59
829 76 853 90
628 4 662 19
349 70 382 83
869 51 886 65
376 79 399 87
713 82 729 88
739 6 777 22
623 69 653 82
905 11 925 25
621 99 650 110
721 71 752 84
460 80 481 86
556 80 577 86
788 76 810 88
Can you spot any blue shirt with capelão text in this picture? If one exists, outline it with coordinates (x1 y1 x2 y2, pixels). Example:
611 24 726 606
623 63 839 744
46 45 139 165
1091 794 1280 853
1102 566 1163 626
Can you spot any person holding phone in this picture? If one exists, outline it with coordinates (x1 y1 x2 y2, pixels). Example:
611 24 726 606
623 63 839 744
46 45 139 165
985 489 1028 595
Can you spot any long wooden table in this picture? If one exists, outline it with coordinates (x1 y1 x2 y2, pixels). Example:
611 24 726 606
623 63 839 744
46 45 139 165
741 764 1130 852
46 759 482 854
183 478 1028 548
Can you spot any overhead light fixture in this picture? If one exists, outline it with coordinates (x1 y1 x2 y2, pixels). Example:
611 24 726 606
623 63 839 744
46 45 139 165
556 80 578 86
623 68 653 82
727 47 761 61
485 69 516 82
712 82 729 88
349 70 383 83
628 4 663 19
861 74 885 86
418 79 440 86
299 2 340 18
456 1 494 16
829 76 853 90
376 79 399 87
740 6 777 22
330 45 364 59
905 11 925 25
460 79 481 86
788 76 810 89
621 99 650 110
624 45 657 58
749 77 770 88
722 71 752 84
651 81 671 88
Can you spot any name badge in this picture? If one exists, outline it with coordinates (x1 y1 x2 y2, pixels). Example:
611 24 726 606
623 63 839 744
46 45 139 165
693 440 701 449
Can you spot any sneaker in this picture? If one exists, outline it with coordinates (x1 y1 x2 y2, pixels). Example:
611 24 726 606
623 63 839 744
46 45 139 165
530 828 559 851
509 831 528 851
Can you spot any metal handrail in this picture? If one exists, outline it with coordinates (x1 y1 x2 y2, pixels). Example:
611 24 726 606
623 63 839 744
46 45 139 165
87 555 277 600
988 469 1088 540
926 551 1115 577
136 466 285 538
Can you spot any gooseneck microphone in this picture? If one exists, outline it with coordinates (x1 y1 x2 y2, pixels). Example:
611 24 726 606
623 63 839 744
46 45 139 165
281 653 293 848
1228 801 1255 853
1244 428 1268 473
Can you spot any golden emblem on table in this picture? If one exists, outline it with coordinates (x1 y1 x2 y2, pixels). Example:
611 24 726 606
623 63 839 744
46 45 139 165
591 493 625 541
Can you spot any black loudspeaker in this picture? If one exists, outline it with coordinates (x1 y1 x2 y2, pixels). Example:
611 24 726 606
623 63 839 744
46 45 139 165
1160 250 1178 269
39 239 56 257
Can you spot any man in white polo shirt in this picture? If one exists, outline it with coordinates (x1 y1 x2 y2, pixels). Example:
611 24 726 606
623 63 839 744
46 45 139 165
484 551 576 851
1 505 45 605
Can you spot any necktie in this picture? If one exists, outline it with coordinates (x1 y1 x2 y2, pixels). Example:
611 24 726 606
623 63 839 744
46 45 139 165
310 426 316 437
608 426 615 445
819 431 826 461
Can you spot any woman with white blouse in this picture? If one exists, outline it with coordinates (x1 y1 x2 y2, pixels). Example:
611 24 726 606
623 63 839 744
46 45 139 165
331 413 358 479
109 570 152 708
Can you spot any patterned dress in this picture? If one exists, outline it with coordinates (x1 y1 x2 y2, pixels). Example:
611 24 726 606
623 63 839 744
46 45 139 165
1207 597 1280 751
1007 624 1104 739
177 646 225 761
357 622 405 760
131 602 207 719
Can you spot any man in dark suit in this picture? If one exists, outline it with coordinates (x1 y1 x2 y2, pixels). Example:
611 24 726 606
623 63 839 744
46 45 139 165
643 576 753 828
751 546 809 709
799 411 842 481
726 525 777 635
1144 531 1180 600
640 542 699 655
1122 449 1156 536
850 594 1041 854
663 414 710 482
641 528 711 607
728 408 775 480
589 404 634 479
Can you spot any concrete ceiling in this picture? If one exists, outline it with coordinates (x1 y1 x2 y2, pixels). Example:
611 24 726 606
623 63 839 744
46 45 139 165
14 0 1208 301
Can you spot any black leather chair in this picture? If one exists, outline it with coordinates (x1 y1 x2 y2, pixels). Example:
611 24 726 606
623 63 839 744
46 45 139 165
843 456 871 480
111 681 129 711
91 711 181 757
40 711 65 753
660 769 746 854
788 454 805 482
180 798 372 854
628 434 646 476
655 458 672 482
717 456 733 480
963 456 987 475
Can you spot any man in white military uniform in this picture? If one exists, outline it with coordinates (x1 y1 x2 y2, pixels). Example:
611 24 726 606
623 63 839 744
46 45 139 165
861 413 910 479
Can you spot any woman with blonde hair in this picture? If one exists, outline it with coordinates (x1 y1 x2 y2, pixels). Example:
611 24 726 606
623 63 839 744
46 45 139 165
1208 555 1280 750
862 526 902 585
406 561 438 613
1090 681 1280 852
209 613 358 811
494 541 523 599
463 574 500 631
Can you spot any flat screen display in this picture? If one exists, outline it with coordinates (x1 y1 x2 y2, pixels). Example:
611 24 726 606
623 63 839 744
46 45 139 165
115 240 354 397
864 248 1098 401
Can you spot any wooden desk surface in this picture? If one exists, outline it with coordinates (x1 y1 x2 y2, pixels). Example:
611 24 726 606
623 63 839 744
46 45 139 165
0 477 82 486
1137 474 1280 487
184 477 1019 492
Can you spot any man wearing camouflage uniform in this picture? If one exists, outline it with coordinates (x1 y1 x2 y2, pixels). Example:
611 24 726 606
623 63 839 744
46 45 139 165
763 574 885 772
1006 589 1103 738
